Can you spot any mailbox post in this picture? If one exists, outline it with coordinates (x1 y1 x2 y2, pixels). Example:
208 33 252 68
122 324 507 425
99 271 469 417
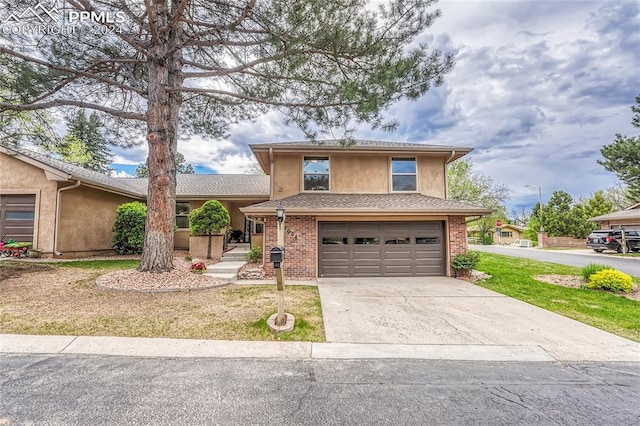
267 203 294 331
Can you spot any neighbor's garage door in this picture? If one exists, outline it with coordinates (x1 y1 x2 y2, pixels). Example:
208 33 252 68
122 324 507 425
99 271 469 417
319 221 445 277
0 194 36 242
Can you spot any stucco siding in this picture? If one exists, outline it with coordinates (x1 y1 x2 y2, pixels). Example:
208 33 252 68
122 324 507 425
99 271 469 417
58 185 136 254
332 154 388 193
0 153 58 254
270 152 449 197
418 156 446 197
272 154 301 198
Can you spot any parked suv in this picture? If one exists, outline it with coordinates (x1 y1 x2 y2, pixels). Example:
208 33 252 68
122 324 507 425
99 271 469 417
586 229 640 253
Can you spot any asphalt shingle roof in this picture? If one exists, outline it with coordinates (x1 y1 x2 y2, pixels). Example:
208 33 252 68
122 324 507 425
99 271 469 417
250 139 470 151
2 145 269 198
589 208 640 222
243 193 492 214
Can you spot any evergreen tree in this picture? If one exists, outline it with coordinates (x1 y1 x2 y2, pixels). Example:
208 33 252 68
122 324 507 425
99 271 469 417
1 0 454 272
136 152 194 177
599 94 640 202
50 110 112 173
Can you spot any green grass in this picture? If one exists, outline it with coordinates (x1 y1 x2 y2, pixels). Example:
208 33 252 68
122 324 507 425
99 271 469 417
41 259 141 270
475 253 640 342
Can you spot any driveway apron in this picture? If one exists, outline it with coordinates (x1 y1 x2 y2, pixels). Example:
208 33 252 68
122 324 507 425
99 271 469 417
316 277 640 361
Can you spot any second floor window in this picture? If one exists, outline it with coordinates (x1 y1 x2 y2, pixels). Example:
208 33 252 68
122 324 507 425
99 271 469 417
391 158 417 191
304 157 329 191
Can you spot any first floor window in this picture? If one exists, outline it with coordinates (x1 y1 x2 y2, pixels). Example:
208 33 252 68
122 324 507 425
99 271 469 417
176 202 190 229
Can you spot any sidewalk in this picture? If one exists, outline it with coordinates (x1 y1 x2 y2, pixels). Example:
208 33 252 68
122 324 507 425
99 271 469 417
2 334 638 362
1 334 556 362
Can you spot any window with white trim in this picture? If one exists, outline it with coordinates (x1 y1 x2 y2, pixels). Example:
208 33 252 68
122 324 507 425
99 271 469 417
303 157 329 191
391 158 417 191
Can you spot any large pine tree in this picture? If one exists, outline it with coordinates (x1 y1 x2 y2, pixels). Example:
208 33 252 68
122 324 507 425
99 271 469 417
1 0 454 272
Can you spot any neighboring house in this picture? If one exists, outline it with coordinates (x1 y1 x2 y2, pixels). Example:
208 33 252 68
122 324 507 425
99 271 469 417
241 141 492 279
0 145 269 257
589 202 640 229
467 223 525 245
1 140 491 278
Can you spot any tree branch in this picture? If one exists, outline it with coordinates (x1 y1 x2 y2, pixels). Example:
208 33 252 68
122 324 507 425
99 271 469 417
0 48 146 96
0 100 146 121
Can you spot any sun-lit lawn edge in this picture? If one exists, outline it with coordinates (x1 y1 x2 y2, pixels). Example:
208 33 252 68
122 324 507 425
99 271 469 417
475 253 640 342
0 261 325 342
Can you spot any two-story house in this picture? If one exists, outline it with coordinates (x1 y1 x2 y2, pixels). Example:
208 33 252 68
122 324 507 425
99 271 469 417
1 141 490 276
241 141 491 279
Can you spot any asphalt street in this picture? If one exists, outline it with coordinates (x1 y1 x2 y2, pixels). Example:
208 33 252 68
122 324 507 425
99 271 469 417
2 354 639 425
471 244 640 276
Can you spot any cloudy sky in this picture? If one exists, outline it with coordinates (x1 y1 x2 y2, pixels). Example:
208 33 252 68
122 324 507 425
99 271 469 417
111 0 640 214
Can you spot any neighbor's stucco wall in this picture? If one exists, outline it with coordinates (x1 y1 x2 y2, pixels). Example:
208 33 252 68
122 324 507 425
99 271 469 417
57 185 136 255
270 152 449 198
0 153 58 254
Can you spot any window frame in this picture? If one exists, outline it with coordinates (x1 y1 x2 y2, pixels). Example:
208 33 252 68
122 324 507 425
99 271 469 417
303 156 330 192
175 201 190 230
390 157 418 192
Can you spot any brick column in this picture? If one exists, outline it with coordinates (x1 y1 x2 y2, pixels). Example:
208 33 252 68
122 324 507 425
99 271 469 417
263 215 317 280
448 216 467 276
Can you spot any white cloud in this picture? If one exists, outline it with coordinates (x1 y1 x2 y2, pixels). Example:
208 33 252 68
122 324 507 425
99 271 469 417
110 170 135 178
109 0 639 213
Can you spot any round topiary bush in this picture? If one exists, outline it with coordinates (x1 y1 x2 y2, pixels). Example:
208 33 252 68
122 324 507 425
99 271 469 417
587 269 633 293
112 202 147 255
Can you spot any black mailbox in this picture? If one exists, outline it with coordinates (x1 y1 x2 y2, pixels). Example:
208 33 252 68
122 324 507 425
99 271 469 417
270 246 284 268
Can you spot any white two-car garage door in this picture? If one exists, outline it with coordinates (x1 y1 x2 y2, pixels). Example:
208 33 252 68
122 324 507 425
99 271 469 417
319 221 445 277
0 194 36 243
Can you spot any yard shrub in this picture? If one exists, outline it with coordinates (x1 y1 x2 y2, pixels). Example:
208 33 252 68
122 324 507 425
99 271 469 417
112 202 147 255
188 200 230 236
587 269 633 293
581 263 614 282
246 246 263 263
451 250 480 272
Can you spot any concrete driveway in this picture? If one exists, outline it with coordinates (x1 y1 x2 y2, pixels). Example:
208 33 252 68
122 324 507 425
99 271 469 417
317 277 640 361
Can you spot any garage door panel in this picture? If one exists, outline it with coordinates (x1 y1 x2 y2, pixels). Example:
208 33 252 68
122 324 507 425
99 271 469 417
319 221 445 277
0 194 36 243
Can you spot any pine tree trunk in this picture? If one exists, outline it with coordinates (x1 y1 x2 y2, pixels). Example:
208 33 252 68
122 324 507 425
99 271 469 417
138 4 183 273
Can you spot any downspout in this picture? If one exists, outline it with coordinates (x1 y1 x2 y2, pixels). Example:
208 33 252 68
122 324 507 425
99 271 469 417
269 148 274 200
444 150 455 198
54 180 81 256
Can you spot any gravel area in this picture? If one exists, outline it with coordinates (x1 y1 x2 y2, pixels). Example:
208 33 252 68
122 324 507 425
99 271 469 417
96 252 228 292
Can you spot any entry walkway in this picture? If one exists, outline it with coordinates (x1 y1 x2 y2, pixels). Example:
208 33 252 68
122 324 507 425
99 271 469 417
317 277 640 362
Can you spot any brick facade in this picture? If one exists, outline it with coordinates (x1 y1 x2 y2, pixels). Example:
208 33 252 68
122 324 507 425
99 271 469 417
448 215 468 276
263 215 317 279
263 215 468 279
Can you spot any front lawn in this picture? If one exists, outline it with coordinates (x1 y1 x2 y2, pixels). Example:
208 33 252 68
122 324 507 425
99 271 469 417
475 253 640 342
0 260 325 342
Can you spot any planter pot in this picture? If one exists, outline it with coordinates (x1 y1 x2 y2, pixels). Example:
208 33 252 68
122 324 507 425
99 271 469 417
27 249 42 259
189 234 224 260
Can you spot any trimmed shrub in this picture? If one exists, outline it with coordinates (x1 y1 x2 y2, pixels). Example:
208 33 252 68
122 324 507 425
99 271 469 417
451 250 480 271
246 245 263 263
112 202 147 255
587 269 633 293
188 200 230 236
581 263 614 282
